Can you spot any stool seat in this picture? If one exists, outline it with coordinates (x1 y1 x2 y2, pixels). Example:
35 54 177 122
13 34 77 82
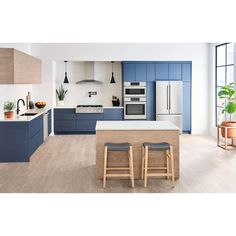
143 142 170 151
105 143 131 151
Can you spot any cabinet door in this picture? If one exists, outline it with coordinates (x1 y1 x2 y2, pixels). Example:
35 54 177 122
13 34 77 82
29 115 43 138
135 63 146 82
123 63 135 82
156 81 169 114
146 82 156 120
155 63 169 80
183 82 191 132
76 120 97 132
182 63 191 82
169 63 181 80
30 129 43 156
54 120 76 132
103 108 124 120
147 64 155 82
54 109 76 120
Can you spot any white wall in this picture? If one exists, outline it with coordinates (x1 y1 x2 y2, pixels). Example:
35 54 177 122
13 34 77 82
0 43 32 117
31 43 210 134
55 61 122 107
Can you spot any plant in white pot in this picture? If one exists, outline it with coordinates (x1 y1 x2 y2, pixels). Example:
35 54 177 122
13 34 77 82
4 101 15 119
56 84 68 107
218 82 236 138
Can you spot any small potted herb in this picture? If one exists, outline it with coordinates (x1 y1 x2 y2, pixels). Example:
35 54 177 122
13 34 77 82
4 101 15 119
56 84 68 107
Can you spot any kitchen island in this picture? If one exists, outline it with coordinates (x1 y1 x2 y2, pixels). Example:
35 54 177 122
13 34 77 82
96 121 180 179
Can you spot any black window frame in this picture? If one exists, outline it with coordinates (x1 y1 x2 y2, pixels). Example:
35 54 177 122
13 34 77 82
215 42 234 126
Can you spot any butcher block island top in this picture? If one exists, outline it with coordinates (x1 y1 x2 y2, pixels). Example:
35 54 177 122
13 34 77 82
96 121 180 181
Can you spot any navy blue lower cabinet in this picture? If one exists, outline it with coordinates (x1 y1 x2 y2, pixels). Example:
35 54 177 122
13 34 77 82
103 108 124 120
146 82 156 120
0 122 30 162
183 82 191 133
0 114 44 163
76 120 97 133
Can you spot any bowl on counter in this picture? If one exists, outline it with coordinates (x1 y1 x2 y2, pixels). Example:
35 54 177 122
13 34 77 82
35 102 46 109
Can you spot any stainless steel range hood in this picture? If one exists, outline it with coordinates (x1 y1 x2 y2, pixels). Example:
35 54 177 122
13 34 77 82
76 62 103 84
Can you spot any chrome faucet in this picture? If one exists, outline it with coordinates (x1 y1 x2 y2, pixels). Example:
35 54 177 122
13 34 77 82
16 99 25 115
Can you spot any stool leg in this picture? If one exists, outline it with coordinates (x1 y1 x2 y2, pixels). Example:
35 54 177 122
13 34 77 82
144 146 148 188
103 146 108 188
141 145 145 180
166 150 169 180
170 146 175 187
129 146 135 188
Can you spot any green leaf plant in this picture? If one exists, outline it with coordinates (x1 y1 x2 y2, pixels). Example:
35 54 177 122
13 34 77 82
56 84 68 101
218 82 236 121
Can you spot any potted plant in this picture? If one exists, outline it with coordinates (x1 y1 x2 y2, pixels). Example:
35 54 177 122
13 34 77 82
218 82 236 138
56 84 68 107
4 101 15 119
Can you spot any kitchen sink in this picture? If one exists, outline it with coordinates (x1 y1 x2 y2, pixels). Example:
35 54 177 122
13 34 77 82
20 113 38 116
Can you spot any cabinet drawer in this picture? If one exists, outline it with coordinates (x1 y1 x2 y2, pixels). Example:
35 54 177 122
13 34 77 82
30 129 43 156
76 113 104 120
29 115 43 138
54 120 76 132
76 120 97 132
103 108 123 120
54 109 76 120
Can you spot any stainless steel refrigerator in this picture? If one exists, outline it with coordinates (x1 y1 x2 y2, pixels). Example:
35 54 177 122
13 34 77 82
156 81 183 131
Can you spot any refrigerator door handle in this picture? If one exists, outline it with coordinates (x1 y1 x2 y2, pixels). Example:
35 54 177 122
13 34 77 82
166 85 169 110
169 85 171 110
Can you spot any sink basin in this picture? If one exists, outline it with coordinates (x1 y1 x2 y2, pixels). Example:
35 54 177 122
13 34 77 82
20 113 38 116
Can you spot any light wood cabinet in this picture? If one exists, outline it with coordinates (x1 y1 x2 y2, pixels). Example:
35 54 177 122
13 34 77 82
0 48 41 84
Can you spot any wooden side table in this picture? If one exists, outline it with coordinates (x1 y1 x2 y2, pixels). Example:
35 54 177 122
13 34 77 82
217 124 236 150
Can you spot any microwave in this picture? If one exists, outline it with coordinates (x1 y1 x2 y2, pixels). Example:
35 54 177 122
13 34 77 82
124 82 146 97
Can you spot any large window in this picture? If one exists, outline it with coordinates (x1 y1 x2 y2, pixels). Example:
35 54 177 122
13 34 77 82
215 43 234 125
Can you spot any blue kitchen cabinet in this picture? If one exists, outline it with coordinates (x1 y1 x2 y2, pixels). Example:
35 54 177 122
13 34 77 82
169 63 181 80
76 113 104 133
183 82 191 133
54 108 76 133
123 63 136 82
103 108 124 120
155 63 169 80
135 63 147 82
147 64 155 82
146 82 156 120
182 63 191 82
0 113 44 162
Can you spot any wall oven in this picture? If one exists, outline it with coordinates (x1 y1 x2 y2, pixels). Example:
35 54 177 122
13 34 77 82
124 97 147 120
124 82 146 97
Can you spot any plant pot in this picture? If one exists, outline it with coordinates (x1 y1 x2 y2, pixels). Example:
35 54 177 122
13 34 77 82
57 100 65 107
4 111 14 119
221 121 236 138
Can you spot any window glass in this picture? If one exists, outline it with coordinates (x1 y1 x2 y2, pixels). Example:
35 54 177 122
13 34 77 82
227 43 234 65
217 44 226 66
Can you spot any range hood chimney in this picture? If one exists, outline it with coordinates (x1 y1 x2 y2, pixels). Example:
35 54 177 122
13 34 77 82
76 62 102 84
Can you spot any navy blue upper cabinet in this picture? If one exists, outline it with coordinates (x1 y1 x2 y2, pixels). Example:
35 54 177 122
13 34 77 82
155 64 169 80
147 64 155 82
183 82 191 132
123 63 135 82
146 82 156 120
135 63 146 82
182 63 191 82
169 63 181 80
104 108 124 120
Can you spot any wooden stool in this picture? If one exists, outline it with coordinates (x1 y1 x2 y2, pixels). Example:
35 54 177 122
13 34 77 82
141 142 175 188
103 143 135 188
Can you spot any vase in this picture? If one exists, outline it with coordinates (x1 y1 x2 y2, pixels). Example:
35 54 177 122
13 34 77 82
221 121 236 138
4 111 14 119
57 100 65 107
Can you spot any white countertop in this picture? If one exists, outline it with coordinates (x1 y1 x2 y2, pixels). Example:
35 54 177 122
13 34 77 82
96 121 179 131
0 108 51 122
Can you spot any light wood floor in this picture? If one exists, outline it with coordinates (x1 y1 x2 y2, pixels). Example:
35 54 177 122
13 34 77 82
0 134 236 193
